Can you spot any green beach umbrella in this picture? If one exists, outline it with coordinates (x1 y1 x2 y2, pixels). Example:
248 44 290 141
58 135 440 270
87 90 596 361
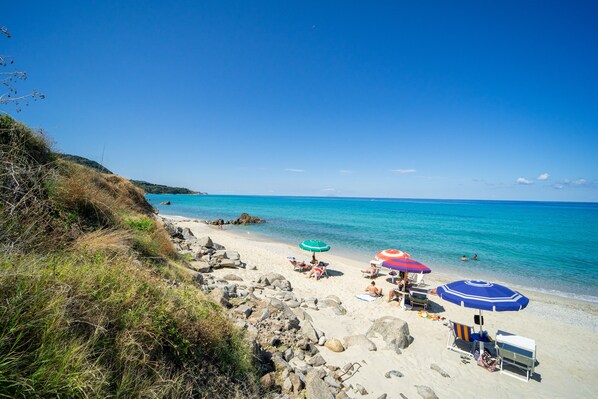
299 239 331 253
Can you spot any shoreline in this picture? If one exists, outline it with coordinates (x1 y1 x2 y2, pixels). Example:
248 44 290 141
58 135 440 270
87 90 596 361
163 214 598 398
161 213 598 309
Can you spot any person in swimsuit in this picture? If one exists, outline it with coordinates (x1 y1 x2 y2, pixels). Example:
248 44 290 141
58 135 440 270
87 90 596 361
365 281 383 296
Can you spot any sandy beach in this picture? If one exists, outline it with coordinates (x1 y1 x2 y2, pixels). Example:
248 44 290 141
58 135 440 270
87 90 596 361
166 215 597 399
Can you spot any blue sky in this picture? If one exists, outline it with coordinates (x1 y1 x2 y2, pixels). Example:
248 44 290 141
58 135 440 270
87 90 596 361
3 1 598 201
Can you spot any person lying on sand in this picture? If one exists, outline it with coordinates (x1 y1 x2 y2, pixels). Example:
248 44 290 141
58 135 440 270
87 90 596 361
365 281 383 296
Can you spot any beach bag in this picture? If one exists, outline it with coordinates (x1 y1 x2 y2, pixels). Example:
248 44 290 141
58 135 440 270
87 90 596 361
476 349 498 372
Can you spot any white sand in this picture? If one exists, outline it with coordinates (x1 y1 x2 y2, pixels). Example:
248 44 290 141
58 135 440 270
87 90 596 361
166 216 598 399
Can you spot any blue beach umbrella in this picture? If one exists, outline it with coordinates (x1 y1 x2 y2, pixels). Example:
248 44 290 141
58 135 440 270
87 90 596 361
436 280 529 312
436 280 529 353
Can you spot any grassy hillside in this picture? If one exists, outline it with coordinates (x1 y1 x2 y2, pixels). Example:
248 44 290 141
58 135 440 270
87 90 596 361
56 153 202 194
0 115 258 398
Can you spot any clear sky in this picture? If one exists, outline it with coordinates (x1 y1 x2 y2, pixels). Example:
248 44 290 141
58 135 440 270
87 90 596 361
3 1 598 201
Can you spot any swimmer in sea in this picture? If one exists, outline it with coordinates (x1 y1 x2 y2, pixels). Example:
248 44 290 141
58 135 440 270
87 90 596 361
473 254 478 261
461 255 468 261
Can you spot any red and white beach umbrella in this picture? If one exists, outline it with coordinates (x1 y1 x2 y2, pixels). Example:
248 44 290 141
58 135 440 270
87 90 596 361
375 248 411 261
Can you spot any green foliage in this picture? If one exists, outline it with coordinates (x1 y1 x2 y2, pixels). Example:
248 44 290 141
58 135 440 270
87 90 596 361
124 216 155 233
0 253 259 398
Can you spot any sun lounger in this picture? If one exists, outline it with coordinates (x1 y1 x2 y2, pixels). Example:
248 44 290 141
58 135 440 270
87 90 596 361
287 256 311 272
495 330 536 382
409 291 428 310
447 321 491 357
409 272 426 287
362 261 381 279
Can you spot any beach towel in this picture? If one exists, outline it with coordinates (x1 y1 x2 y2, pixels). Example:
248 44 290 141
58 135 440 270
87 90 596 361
356 294 380 302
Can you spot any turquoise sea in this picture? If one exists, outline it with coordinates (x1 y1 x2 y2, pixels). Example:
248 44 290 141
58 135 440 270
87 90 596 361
147 195 598 303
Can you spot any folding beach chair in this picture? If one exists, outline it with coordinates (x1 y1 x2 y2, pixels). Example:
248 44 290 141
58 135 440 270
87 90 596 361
447 321 490 357
287 256 311 272
362 262 380 279
409 272 426 287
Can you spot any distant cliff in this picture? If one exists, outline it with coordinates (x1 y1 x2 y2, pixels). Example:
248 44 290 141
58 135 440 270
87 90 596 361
56 153 203 194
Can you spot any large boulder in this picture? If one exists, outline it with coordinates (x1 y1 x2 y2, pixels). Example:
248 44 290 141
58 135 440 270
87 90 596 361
197 236 213 248
209 287 230 308
181 227 196 241
272 279 292 291
233 213 265 225
343 335 377 351
366 316 412 353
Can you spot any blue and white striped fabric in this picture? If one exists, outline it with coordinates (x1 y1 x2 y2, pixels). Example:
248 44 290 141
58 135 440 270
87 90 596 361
436 280 529 311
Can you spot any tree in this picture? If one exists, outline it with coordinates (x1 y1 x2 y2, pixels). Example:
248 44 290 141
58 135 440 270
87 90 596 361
1 25 44 112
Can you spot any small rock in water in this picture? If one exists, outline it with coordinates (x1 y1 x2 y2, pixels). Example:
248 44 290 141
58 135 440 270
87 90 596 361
384 370 404 378
430 363 450 378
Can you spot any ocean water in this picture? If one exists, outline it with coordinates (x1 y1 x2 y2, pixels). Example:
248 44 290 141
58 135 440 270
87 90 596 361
147 194 598 303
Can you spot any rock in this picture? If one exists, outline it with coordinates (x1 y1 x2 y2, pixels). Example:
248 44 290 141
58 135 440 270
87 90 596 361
259 308 271 322
181 227 195 241
247 264 257 270
234 212 265 225
283 377 293 393
430 363 450 378
384 370 403 378
260 372 277 390
318 336 327 346
324 376 341 389
377 395 387 399
307 354 326 367
188 261 212 273
235 305 252 318
283 348 294 362
223 273 243 281
331 305 347 315
270 336 282 347
325 295 342 305
342 363 354 373
218 259 238 268
415 385 438 399
300 320 320 343
324 338 345 352
269 298 286 310
296 349 305 361
160 201 171 205
290 372 304 393
197 236 213 248
400 395 408 399
355 384 368 395
305 370 335 399
272 279 293 291
225 250 240 260
343 335 377 351
336 391 350 399
293 307 313 322
209 287 230 308
366 316 411 353
272 354 293 372
287 300 301 308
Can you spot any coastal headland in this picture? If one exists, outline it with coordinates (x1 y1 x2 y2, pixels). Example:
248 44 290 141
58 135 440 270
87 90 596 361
164 214 598 399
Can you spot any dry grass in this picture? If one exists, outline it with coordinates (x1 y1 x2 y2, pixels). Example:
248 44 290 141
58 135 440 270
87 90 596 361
73 229 133 254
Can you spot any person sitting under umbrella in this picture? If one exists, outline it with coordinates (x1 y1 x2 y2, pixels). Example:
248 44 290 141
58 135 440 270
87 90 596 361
388 275 412 305
310 253 318 266
365 281 383 297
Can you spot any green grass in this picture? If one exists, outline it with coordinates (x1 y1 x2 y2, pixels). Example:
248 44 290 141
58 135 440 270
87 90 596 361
124 216 155 233
0 253 259 398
